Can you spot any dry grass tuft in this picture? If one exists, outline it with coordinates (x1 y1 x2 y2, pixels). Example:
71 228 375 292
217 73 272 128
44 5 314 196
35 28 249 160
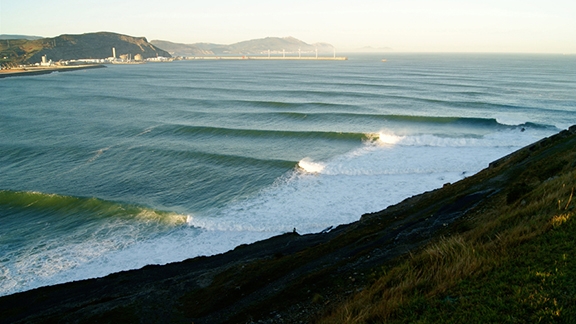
551 213 572 228
319 169 576 323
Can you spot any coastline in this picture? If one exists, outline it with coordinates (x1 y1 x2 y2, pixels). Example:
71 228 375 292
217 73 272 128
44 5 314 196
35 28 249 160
0 64 106 79
0 57 346 79
1 126 574 323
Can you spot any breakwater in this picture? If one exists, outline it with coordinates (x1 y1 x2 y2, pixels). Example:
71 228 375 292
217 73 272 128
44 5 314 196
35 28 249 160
0 64 106 79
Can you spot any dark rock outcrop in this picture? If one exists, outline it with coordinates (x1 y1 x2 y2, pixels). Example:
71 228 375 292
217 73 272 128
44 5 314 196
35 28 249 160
1 126 575 323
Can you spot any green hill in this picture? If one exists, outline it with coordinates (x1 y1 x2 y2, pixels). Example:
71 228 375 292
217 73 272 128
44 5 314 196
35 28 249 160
0 32 171 65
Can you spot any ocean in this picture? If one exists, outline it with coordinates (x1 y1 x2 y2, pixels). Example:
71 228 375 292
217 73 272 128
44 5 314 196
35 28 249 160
1 53 575 296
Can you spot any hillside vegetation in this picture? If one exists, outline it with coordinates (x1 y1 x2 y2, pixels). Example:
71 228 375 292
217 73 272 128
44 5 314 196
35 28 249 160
321 144 576 323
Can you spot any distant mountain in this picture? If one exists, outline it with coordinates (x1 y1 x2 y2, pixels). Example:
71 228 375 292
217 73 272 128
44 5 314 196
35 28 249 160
151 36 335 56
149 40 215 56
227 36 334 54
0 32 171 64
0 34 43 40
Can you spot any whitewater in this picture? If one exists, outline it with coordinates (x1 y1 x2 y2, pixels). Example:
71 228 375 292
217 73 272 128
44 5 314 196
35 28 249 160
1 53 575 296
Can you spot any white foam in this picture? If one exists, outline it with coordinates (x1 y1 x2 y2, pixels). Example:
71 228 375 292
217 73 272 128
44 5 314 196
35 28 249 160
373 128 550 149
376 132 404 145
495 114 529 127
187 142 516 236
0 211 189 297
184 128 556 237
297 158 325 174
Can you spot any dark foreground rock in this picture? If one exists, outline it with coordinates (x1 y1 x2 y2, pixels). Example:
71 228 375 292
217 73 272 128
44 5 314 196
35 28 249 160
1 126 576 324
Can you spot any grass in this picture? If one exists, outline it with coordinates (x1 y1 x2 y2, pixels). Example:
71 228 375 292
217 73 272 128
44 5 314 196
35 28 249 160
319 168 576 323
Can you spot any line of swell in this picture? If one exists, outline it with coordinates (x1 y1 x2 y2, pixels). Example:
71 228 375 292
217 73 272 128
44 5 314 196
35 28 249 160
67 93 154 105
0 190 187 224
166 96 564 121
205 112 555 129
175 98 357 111
167 125 369 142
273 113 504 126
147 147 298 169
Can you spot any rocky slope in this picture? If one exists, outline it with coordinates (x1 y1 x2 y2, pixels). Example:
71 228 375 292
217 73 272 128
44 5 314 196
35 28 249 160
1 126 575 324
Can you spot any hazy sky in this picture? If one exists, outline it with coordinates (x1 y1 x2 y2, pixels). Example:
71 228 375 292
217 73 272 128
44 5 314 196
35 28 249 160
1 0 575 53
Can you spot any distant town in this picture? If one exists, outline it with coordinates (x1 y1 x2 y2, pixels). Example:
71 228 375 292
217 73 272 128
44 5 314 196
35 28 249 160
32 47 171 67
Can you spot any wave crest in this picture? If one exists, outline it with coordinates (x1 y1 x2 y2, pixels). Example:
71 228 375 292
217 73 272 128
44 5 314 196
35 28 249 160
298 158 326 174
0 190 188 225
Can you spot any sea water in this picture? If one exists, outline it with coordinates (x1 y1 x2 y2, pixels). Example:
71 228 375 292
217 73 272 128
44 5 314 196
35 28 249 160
1 54 575 296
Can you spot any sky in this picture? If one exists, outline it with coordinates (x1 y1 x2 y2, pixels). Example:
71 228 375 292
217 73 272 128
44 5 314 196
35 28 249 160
1 0 575 53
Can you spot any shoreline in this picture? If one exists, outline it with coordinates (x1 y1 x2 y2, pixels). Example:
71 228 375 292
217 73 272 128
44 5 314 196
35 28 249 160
0 64 106 79
0 57 346 78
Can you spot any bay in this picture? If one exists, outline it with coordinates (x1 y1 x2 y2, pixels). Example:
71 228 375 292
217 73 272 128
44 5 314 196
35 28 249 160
1 53 574 296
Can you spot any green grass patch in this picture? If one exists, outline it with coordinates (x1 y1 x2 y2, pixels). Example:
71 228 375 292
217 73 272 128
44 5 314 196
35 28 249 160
391 211 576 323
319 167 576 323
